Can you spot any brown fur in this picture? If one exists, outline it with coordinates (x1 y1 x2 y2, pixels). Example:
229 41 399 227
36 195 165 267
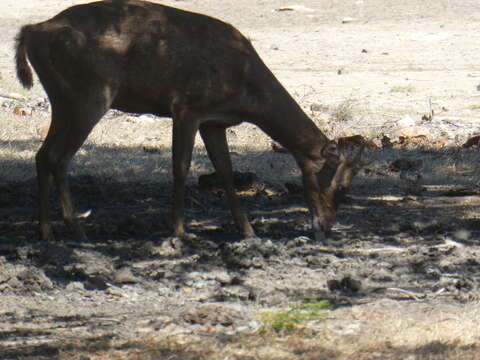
15 0 362 241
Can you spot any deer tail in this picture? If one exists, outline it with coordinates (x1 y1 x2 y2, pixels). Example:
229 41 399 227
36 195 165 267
15 25 34 89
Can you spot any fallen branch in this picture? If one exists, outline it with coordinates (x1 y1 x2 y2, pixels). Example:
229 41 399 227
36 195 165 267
387 287 426 300
0 91 25 101
351 247 408 255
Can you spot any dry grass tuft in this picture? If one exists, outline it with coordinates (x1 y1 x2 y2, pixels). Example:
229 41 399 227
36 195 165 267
390 84 416 93
330 99 356 123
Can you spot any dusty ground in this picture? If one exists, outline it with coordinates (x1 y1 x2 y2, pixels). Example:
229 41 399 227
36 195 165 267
1 0 480 359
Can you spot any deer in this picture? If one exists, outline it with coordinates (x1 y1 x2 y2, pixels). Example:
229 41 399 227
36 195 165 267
15 0 364 243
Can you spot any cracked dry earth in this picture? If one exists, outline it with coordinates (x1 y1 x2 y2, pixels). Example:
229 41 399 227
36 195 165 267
1 0 480 359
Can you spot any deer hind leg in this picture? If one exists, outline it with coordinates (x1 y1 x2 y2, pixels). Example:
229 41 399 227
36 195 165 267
171 110 200 237
199 124 255 238
37 98 109 241
36 139 54 241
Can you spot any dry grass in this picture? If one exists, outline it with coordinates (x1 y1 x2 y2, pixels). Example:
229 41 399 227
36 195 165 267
390 84 416 93
330 99 356 123
2 299 468 360
57 330 480 360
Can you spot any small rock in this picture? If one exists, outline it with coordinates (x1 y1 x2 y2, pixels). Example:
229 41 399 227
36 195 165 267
394 125 429 138
211 270 233 285
410 220 441 233
341 16 354 23
310 103 329 112
327 276 361 294
227 320 261 335
114 267 140 284
13 106 29 116
152 238 183 257
453 229 471 241
84 276 108 291
290 236 310 247
370 271 393 282
219 285 251 300
106 286 124 297
16 268 54 292
66 281 85 292
181 303 249 326
398 115 416 127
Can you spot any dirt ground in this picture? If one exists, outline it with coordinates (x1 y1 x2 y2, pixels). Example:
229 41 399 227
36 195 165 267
1 0 480 359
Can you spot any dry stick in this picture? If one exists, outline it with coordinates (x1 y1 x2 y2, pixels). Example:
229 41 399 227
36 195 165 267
0 92 25 101
386 287 426 300
350 247 408 255
433 288 447 298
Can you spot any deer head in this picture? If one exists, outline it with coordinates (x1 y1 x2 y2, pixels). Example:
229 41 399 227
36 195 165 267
305 142 365 241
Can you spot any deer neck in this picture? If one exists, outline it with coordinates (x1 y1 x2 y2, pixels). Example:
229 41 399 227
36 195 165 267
250 80 330 162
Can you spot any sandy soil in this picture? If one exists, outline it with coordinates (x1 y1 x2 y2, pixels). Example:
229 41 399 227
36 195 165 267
1 0 480 359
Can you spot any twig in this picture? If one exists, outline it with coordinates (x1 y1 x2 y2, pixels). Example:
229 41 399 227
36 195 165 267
0 92 25 101
387 287 426 300
432 287 447 298
350 247 408 255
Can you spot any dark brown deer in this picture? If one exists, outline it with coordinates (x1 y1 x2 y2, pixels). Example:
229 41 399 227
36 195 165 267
15 0 363 242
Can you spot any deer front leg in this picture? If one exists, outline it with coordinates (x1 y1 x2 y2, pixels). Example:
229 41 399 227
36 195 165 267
199 124 256 238
302 171 331 242
171 113 199 237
